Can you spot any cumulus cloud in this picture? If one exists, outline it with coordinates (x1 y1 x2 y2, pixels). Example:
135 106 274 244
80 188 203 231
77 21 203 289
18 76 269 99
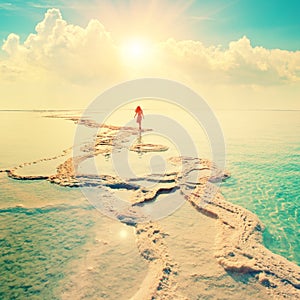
2 33 22 56
0 8 299 108
158 36 300 85
1 8 123 84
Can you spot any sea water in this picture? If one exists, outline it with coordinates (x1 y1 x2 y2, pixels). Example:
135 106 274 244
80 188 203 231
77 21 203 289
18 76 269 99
0 111 148 299
0 109 299 299
218 110 300 264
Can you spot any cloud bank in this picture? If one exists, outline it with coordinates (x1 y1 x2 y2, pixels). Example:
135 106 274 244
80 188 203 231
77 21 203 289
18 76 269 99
1 8 299 108
2 9 122 84
160 37 300 85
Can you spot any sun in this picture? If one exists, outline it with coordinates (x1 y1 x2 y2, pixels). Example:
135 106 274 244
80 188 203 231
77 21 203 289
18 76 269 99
120 37 153 65
126 40 145 57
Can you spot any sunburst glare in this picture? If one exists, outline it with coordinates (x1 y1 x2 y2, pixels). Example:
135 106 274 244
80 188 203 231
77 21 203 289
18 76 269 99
120 37 153 65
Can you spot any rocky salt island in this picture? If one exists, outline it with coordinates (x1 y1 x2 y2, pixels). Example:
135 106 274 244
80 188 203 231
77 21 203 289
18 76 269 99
2 114 299 300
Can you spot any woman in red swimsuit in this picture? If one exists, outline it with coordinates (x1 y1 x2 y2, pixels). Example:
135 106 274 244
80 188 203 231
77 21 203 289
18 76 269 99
134 106 144 130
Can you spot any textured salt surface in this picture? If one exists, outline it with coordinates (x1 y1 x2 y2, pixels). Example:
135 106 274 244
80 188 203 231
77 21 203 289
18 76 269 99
188 181 300 299
159 201 271 299
6 148 72 180
2 115 299 299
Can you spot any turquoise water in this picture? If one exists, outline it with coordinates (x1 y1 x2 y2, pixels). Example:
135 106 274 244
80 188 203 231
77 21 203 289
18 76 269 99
0 112 147 299
0 175 147 300
0 110 299 299
0 174 91 299
218 110 300 265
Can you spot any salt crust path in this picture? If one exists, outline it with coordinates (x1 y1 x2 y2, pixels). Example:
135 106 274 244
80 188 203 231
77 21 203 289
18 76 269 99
131 223 187 300
2 116 300 299
1 148 72 180
187 181 300 299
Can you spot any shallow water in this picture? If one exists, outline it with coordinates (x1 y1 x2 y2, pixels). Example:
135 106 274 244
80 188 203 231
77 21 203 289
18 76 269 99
0 111 148 299
159 201 270 299
0 111 76 169
0 174 147 300
218 110 300 265
0 109 299 299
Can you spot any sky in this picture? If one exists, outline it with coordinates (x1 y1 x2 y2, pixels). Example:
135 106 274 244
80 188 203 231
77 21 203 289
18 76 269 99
0 0 299 109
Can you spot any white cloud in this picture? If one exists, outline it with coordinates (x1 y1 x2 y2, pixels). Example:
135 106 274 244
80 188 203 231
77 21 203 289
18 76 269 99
0 8 299 109
2 33 22 56
158 36 300 86
2 8 123 85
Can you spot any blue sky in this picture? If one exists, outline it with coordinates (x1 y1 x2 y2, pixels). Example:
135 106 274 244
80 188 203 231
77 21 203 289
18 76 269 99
188 0 300 50
0 0 299 50
0 0 299 109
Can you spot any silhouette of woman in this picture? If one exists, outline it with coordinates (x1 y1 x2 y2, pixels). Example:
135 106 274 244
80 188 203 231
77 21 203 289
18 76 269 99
134 106 144 130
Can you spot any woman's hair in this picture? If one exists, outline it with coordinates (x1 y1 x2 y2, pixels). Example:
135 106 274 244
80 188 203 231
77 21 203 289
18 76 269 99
135 106 142 113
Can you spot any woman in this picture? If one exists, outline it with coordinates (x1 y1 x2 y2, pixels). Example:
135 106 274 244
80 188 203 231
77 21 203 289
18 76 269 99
134 106 144 130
